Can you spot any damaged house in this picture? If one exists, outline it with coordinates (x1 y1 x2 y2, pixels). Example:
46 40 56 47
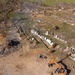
31 29 53 46
70 47 75 61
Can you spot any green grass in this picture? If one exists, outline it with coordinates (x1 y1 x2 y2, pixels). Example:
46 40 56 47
26 0 75 6
44 0 75 6
7 12 15 18
59 22 75 38
56 0 75 3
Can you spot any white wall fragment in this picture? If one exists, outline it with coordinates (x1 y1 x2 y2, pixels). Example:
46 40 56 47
31 29 53 46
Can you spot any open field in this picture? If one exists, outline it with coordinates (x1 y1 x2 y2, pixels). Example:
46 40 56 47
25 0 75 6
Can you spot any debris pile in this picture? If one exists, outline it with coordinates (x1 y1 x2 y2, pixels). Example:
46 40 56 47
39 54 47 59
31 29 53 46
0 27 22 56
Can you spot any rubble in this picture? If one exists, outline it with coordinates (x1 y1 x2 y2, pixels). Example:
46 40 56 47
8 39 20 47
45 31 48 35
54 35 67 44
31 29 53 46
0 33 5 45
69 47 75 61
0 26 22 56
39 54 47 59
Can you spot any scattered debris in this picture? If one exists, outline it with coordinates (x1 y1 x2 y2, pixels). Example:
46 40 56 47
45 31 48 35
39 54 47 59
0 33 4 41
50 72 54 75
53 26 60 30
31 29 53 46
8 39 20 47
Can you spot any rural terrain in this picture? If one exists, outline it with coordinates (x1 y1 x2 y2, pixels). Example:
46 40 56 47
0 0 75 75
